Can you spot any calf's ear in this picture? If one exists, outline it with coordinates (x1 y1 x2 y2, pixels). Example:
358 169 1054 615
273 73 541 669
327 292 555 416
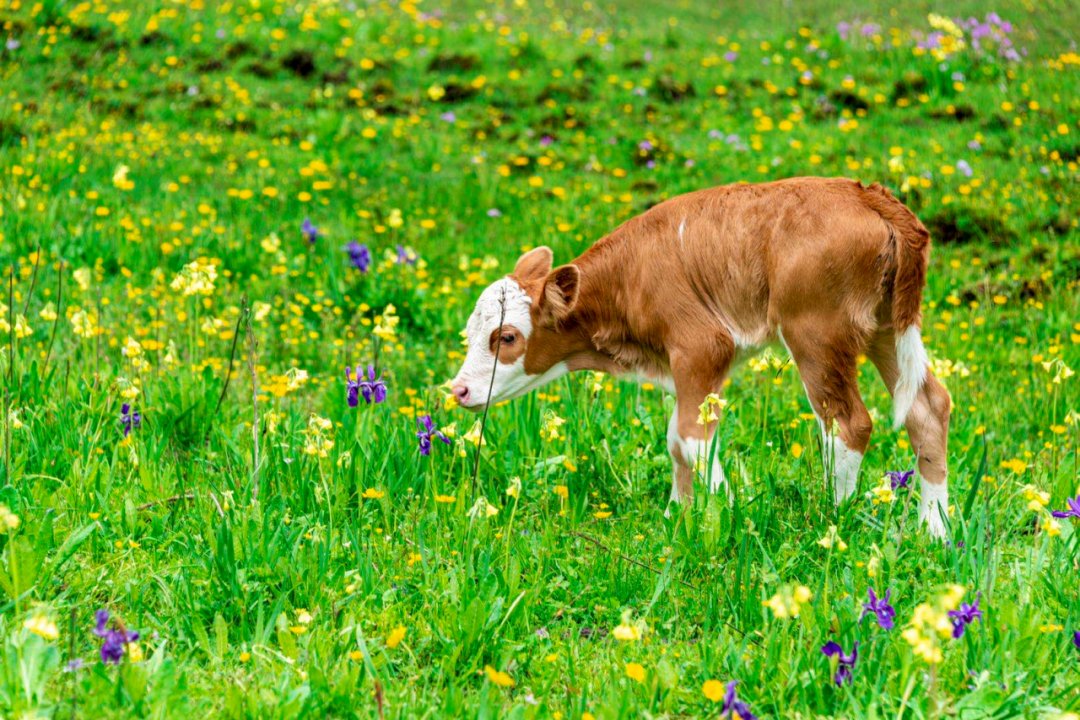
513 246 553 284
539 264 580 327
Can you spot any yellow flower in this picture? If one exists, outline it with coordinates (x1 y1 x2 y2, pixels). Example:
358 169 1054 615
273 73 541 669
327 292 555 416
764 584 813 619
625 662 646 683
463 420 486 447
23 612 58 640
435 494 457 504
702 679 726 702
73 267 92 291
467 497 499 519
169 258 218 296
541 411 566 441
1022 484 1048 511
506 477 522 499
373 304 400 342
593 511 612 519
362 488 385 500
386 626 406 648
817 525 848 551
69 308 98 338
697 393 728 425
553 485 569 500
790 442 803 459
871 476 895 505
483 665 515 688
1042 516 1062 537
296 609 313 625
612 610 645 641
903 585 967 664
0 505 21 533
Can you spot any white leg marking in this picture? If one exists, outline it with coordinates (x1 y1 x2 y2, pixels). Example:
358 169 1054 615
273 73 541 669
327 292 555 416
817 419 863 504
666 403 682 510
682 436 730 498
919 478 949 538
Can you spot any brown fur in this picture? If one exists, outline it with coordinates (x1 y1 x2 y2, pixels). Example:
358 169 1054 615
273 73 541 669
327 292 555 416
511 176 949 496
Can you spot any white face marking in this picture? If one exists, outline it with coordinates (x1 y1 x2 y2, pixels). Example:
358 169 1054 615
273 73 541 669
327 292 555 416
451 277 567 408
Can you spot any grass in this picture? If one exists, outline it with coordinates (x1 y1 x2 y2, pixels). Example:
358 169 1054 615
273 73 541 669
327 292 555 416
0 0 1078 717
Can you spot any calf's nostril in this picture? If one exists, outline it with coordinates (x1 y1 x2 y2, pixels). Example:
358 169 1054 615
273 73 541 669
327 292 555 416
453 384 470 402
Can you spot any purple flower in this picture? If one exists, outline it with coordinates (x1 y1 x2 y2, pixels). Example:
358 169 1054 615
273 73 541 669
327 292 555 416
396 244 418 265
539 135 554 147
415 415 451 456
344 241 372 272
5 38 20 51
64 658 86 673
1050 495 1080 519
638 140 653 152
821 641 858 686
93 609 139 665
723 50 738 62
861 588 896 630
948 593 983 638
968 139 982 151
346 365 387 407
836 21 851 40
486 208 502 218
887 469 914 491
1073 630 1080 652
956 159 973 177
439 111 456 123
301 218 320 244
120 403 141 436
721 681 756 720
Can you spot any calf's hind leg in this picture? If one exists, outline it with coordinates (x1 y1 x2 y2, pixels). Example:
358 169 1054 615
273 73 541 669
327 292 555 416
781 321 873 504
867 331 952 537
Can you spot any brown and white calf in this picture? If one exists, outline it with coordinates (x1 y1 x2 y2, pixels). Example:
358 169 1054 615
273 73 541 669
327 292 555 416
450 177 952 536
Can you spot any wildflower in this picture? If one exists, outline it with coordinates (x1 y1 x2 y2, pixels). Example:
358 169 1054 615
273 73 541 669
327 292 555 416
463 420 486 447
7 409 23 430
301 218 320 244
764 584 813 619
483 665 515 688
395 244 418 265
345 242 372 272
386 626 406 648
821 641 858 685
1073 631 1080 652
718 680 756 719
1051 496 1080 520
817 525 848 551
346 365 387 406
902 586 966 664
303 414 334 457
697 393 728 425
169 259 218 296
467 496 499 519
120 403 142 436
373 305 399 342
870 476 895 505
70 308 97 338
0 505 19 532
416 415 451 456
625 662 646 683
73 267 92 291
24 612 59 640
64 659 86 672
612 611 644 641
93 609 139 665
506 476 522 499
887 469 914 490
486 208 502 218
861 588 896 630
1022 485 1049 511
948 593 983 638
361 488 385 500
541 411 565 441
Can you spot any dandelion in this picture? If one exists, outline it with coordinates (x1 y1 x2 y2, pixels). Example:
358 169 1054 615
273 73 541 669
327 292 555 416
345 242 372 272
416 415 451 456
861 588 896 630
345 365 387 406
93 609 139 665
483 665 514 688
0 505 19 533
120 403 142 436
1051 496 1080 520
821 641 858 685
24 612 59 641
386 626 406 648
301 217 320 244
948 593 983 638
625 662 646 682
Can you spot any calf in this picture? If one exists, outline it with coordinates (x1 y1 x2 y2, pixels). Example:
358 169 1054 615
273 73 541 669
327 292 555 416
450 177 952 536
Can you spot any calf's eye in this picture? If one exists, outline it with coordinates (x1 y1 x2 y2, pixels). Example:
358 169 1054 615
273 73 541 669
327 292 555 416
501 333 516 344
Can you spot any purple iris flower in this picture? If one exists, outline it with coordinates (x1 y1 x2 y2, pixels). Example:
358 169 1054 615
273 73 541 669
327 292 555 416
721 681 756 720
948 593 983 638
861 588 896 630
344 242 372 272
1073 630 1080 652
120 403 141 436
415 415 451 456
396 244 417 265
1050 496 1080 519
301 218 320 244
93 609 139 665
887 469 914 491
821 641 858 686
345 365 387 407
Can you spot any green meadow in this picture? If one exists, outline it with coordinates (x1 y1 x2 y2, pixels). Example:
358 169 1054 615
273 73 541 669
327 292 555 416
0 0 1077 717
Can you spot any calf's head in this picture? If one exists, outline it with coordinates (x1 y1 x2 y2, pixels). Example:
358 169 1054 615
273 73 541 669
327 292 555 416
450 247 581 409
